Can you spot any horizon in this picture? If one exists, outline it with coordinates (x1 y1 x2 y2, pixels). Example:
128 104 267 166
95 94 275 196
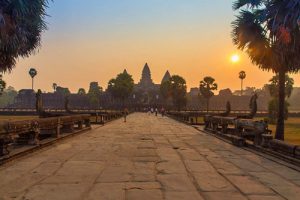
3 0 300 93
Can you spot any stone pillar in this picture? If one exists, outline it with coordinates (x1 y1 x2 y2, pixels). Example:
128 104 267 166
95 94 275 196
261 134 273 148
56 118 61 138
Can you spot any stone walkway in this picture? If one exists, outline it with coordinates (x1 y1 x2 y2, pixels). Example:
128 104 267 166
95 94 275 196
1 113 300 200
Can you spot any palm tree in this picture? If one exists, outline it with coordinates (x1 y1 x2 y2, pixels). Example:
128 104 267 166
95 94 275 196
29 68 37 90
232 0 300 140
239 71 246 96
0 1 49 73
200 77 218 113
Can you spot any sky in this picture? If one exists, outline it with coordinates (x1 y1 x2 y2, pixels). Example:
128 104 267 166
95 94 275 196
3 0 300 93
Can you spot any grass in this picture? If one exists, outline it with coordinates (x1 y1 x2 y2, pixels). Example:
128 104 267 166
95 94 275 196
267 118 300 145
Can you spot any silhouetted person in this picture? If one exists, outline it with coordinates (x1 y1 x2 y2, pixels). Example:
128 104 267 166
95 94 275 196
155 108 158 116
123 108 129 122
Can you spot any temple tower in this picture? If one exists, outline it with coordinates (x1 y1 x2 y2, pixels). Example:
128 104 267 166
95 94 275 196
161 70 171 83
139 63 154 87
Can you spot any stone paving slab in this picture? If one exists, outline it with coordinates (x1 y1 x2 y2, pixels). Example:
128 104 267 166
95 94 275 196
0 113 300 200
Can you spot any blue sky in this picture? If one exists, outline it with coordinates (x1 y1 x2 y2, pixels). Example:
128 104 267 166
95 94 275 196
6 0 297 92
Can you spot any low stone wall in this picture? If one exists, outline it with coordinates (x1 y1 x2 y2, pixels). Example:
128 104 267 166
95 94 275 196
0 114 91 156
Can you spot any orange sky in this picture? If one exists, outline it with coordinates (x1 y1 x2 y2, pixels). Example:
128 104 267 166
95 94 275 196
3 0 300 93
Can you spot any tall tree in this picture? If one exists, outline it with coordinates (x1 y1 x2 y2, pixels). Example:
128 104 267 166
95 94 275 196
239 71 246 96
56 86 70 96
232 0 300 140
160 80 172 106
107 71 134 106
168 75 187 111
0 0 49 73
268 74 294 123
88 82 102 108
29 68 37 90
200 76 218 113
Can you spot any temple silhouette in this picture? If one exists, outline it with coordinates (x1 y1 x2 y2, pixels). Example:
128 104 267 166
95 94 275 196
132 63 171 105
135 63 171 91
2 62 278 111
7 63 172 109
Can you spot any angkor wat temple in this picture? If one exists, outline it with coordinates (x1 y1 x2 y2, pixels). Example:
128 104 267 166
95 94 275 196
2 62 276 111
132 63 171 105
6 63 171 110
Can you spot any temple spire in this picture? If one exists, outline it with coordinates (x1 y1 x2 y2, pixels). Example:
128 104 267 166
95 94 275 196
139 63 153 85
161 70 171 83
142 63 151 80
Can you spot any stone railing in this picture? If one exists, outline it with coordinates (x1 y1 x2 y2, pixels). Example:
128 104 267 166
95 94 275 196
203 115 272 147
269 139 300 159
91 111 124 124
202 115 300 164
0 114 91 156
154 110 300 164
167 111 205 125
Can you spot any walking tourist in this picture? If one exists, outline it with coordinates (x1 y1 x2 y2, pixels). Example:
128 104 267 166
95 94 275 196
123 107 129 122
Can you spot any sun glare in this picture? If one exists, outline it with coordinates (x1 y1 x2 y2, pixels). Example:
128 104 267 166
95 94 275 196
231 54 240 63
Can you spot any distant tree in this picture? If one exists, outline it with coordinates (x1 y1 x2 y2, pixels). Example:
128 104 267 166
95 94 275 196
268 75 294 99
0 86 17 107
78 88 86 95
268 74 294 123
29 68 37 90
52 83 57 92
218 88 232 97
160 80 172 105
0 1 49 72
288 88 300 110
107 71 134 106
200 76 218 113
268 99 290 124
232 0 300 140
168 75 187 111
88 82 102 108
239 71 246 96
243 87 256 96
56 86 70 96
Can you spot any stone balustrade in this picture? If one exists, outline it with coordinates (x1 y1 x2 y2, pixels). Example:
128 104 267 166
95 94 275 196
0 114 91 156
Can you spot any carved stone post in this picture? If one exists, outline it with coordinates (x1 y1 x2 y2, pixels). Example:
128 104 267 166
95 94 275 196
78 121 83 129
261 134 273 148
85 118 91 128
56 118 61 138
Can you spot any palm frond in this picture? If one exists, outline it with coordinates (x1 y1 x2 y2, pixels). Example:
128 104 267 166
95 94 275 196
0 0 50 73
233 0 263 10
